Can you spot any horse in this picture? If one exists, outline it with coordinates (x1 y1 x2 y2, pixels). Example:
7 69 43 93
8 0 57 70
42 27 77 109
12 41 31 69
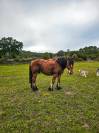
29 57 74 91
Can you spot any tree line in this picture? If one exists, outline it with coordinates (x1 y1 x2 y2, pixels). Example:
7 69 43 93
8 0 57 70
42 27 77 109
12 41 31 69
0 37 99 62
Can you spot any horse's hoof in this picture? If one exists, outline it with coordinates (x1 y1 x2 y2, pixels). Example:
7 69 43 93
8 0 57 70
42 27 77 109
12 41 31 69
35 86 38 91
48 87 51 91
56 86 62 90
48 87 53 91
32 87 38 91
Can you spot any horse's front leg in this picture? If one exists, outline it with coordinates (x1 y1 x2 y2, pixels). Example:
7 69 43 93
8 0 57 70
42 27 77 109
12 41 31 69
56 75 62 90
32 73 38 91
48 75 56 91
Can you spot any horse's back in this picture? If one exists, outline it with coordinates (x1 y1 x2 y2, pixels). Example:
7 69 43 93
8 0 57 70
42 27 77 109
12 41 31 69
32 58 55 64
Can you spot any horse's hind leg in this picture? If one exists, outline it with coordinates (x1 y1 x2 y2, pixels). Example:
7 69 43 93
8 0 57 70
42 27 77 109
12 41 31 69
56 75 62 90
32 73 38 91
48 75 56 91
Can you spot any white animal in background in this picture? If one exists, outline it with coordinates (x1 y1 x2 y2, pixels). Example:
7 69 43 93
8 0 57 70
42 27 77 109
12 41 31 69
79 69 88 78
96 68 99 76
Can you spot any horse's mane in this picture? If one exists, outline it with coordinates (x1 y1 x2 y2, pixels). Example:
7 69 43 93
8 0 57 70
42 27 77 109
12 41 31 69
56 57 67 69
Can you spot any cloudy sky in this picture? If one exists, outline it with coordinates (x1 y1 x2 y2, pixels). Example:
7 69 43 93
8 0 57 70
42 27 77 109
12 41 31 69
0 0 99 52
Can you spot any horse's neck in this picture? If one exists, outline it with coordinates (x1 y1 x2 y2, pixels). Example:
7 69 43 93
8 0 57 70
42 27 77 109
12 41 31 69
56 58 67 69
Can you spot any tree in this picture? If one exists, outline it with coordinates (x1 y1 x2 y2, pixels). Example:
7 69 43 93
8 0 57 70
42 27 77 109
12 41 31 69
56 50 65 56
43 52 50 59
0 37 23 58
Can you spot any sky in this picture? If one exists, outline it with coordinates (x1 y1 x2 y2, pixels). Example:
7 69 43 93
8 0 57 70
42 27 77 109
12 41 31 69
0 0 99 53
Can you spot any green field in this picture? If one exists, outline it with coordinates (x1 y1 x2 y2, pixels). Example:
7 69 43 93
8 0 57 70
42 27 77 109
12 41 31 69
0 62 99 133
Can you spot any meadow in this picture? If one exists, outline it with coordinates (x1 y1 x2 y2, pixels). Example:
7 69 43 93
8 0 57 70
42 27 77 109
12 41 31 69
0 62 99 133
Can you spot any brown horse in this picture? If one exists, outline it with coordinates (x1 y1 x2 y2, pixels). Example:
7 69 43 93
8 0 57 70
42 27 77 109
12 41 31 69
29 57 74 91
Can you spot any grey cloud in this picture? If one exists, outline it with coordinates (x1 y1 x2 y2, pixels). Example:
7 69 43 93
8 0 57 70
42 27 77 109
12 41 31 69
0 0 99 52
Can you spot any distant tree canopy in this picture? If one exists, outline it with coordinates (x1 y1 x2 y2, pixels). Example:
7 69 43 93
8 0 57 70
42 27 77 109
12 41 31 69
56 46 99 61
56 50 65 56
75 46 99 60
0 37 99 62
0 37 23 58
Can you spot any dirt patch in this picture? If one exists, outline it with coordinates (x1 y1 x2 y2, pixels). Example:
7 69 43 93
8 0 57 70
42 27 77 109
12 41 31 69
82 123 90 129
64 91 74 96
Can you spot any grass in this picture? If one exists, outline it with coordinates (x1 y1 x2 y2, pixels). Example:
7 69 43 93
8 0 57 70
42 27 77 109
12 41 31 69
0 62 99 133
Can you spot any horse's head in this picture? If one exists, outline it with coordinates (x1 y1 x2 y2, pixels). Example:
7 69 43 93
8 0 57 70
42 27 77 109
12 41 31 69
66 57 74 75
56 56 74 74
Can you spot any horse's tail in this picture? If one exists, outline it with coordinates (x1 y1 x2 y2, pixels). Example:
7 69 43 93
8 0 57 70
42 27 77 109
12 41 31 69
29 64 32 85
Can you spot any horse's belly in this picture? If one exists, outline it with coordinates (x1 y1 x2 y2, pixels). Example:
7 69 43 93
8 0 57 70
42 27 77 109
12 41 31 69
41 71 53 75
41 67 53 75
40 64 55 75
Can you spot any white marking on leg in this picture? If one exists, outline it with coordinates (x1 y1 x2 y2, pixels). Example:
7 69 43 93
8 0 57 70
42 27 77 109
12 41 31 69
50 82 53 89
33 83 36 87
58 82 60 87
